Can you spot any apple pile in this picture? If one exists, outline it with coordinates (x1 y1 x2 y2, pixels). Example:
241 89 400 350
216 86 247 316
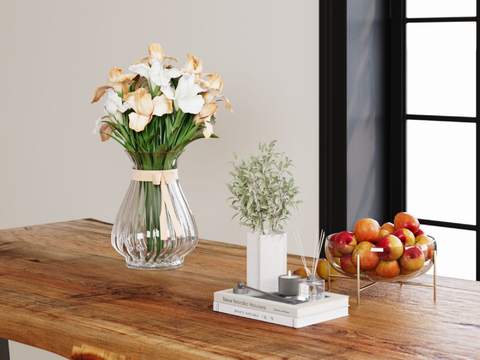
326 212 435 279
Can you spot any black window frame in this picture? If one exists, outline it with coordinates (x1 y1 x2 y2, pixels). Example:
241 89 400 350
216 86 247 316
390 0 480 281
321 0 479 280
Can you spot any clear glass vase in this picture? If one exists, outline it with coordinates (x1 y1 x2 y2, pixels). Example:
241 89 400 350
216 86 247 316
111 151 198 270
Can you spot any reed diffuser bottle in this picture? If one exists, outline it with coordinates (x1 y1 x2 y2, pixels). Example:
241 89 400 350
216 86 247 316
294 230 326 301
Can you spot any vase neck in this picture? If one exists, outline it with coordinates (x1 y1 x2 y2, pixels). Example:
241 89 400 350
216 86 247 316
125 151 183 171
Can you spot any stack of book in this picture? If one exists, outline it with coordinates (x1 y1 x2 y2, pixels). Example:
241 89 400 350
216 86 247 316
213 288 349 328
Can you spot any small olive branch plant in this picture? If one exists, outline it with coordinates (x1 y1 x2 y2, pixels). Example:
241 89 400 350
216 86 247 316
226 140 302 235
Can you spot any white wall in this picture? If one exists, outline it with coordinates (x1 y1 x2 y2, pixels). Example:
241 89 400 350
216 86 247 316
0 0 318 357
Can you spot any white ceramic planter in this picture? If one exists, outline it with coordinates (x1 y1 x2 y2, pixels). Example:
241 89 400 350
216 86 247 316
247 230 287 293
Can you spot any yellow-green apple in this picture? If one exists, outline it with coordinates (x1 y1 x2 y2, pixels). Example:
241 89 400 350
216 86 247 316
333 231 357 254
354 218 381 243
399 246 425 272
415 234 435 261
394 212 420 234
333 257 341 266
381 222 395 234
376 234 404 261
375 259 400 278
352 241 380 270
340 254 358 274
380 229 390 238
293 266 310 278
394 228 416 246
316 258 339 280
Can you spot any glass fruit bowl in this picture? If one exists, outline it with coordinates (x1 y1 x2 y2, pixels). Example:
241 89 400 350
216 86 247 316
325 232 436 282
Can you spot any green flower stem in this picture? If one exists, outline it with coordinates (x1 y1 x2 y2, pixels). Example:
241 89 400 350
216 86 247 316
153 186 163 262
129 151 181 264
133 182 143 236
145 182 152 255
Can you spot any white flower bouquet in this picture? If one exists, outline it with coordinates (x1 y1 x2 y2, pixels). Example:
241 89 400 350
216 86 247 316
92 43 232 157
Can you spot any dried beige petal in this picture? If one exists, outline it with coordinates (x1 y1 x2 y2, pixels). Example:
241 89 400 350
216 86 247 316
124 88 151 115
91 85 114 104
129 112 151 132
152 95 173 117
99 123 113 142
203 121 213 139
108 66 137 94
193 102 218 124
182 54 203 74
161 55 179 65
132 56 149 65
135 91 153 117
198 72 223 91
202 90 233 112
149 43 165 62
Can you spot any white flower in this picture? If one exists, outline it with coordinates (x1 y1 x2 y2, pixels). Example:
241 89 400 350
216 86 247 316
151 61 182 87
104 89 129 124
162 73 205 114
92 116 107 135
92 89 129 134
129 63 151 81
129 60 181 91
106 89 129 114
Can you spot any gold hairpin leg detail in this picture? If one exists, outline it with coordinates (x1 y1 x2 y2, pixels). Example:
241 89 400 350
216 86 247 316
357 255 360 305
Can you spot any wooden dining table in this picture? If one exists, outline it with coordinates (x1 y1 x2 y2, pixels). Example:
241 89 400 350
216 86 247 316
0 218 479 360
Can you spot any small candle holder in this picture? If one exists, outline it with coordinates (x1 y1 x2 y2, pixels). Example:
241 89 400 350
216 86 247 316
278 270 301 296
297 275 325 302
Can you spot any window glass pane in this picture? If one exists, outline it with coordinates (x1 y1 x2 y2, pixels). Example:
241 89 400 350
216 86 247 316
407 22 476 117
407 120 476 225
420 225 476 281
407 0 476 18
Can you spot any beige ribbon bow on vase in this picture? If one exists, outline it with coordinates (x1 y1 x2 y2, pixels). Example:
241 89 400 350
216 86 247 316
131 169 183 240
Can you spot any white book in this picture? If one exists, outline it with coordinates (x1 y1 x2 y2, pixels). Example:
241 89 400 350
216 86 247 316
213 302 349 328
214 289 349 318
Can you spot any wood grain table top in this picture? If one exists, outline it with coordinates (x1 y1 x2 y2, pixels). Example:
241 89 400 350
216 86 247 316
0 219 479 360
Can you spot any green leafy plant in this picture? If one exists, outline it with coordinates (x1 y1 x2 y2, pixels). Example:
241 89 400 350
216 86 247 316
227 141 302 234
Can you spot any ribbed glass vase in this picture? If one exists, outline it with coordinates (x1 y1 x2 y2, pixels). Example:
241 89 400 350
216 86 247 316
111 151 198 270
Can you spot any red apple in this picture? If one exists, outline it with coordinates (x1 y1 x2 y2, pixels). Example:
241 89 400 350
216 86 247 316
328 241 343 258
415 235 435 261
399 246 425 272
400 267 414 275
333 231 357 255
340 254 358 274
352 241 380 271
381 222 395 234
376 259 400 278
415 228 425 237
394 212 420 234
376 235 404 261
293 266 310 279
354 218 381 243
394 228 416 247
365 269 378 276
327 233 343 257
